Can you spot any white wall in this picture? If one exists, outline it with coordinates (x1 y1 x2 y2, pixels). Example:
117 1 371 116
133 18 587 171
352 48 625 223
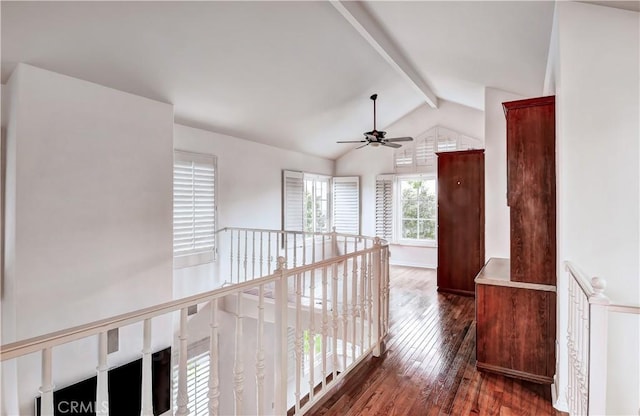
335 99 484 268
483 88 525 261
1 64 174 415
555 3 639 414
172 123 334 296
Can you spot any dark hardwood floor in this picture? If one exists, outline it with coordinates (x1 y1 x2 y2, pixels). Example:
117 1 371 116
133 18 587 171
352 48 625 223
308 266 563 416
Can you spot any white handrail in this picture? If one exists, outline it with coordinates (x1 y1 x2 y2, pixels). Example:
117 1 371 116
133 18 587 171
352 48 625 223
1 227 390 416
565 261 610 416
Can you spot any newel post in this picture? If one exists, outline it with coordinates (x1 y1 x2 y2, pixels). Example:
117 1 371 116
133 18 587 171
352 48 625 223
372 237 382 357
274 256 288 415
588 276 609 416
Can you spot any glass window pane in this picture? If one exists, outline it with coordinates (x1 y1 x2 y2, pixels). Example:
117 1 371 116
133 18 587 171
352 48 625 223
418 219 436 240
402 220 418 239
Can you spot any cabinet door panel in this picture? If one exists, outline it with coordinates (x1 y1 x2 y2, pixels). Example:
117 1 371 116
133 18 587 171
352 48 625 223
437 150 484 296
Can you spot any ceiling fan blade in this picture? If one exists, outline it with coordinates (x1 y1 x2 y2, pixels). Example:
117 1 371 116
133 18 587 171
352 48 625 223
384 136 414 142
337 140 367 143
356 143 370 149
381 142 402 148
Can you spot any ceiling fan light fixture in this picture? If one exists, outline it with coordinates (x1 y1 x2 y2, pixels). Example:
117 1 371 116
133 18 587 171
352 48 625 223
370 142 380 147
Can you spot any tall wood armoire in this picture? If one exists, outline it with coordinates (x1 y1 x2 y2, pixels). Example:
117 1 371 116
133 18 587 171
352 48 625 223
436 149 485 296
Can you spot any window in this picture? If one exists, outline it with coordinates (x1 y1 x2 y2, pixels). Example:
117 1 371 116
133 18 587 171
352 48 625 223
375 175 394 241
398 177 436 242
394 126 482 172
375 174 437 245
283 170 360 235
332 177 360 235
173 351 210 415
304 175 330 233
173 150 216 267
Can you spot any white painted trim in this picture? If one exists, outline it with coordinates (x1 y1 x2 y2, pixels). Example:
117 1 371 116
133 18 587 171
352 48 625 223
552 375 569 412
388 259 435 269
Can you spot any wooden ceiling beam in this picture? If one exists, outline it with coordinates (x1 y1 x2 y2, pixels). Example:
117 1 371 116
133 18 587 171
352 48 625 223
331 1 439 108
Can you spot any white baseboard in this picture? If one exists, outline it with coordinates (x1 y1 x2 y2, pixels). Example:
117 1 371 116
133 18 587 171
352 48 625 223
552 375 569 412
389 259 436 269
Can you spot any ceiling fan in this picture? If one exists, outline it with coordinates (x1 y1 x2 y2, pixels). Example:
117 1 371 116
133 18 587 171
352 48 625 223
337 94 414 149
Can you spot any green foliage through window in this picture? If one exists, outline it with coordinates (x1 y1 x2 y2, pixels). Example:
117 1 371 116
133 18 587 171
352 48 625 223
304 178 329 233
400 179 436 240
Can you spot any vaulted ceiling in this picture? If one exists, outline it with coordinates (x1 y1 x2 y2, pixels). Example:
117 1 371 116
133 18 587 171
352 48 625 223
0 1 586 159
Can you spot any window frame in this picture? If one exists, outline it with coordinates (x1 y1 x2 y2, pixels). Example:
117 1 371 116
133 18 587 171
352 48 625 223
283 170 361 236
395 174 437 246
173 150 217 269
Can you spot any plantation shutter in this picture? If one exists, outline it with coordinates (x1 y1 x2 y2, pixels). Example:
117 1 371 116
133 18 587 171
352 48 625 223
375 175 394 241
173 351 210 415
436 127 458 152
394 147 414 169
416 129 437 169
173 150 216 257
283 170 304 232
332 176 360 235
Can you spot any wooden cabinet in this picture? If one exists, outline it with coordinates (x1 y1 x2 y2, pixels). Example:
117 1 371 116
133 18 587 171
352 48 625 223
503 96 556 285
437 150 485 297
475 258 556 384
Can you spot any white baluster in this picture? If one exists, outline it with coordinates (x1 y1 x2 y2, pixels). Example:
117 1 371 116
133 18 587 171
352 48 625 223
176 308 189 416
140 319 153 416
237 230 241 283
39 347 54 416
321 265 328 389
234 292 245 414
360 253 366 350
342 260 348 369
589 277 609 415
293 233 297 268
302 232 306 266
267 232 272 274
96 332 109 416
230 230 235 283
259 231 264 277
256 285 266 416
208 299 220 416
244 229 248 282
252 231 256 279
351 254 358 361
308 269 316 401
367 251 373 350
372 238 381 356
294 273 302 413
332 262 339 376
383 247 390 335
274 257 288 415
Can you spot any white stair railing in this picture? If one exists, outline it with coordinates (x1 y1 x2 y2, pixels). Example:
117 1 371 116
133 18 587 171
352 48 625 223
566 261 609 416
0 228 389 416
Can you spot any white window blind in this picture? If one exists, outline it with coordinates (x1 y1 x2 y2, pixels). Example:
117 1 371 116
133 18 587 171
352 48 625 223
283 170 304 232
415 131 436 168
393 147 414 169
173 151 216 258
173 352 210 415
375 175 394 241
436 127 458 152
332 177 360 235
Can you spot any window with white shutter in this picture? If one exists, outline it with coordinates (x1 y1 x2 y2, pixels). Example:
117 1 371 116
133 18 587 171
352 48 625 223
332 177 360 234
173 351 210 415
283 171 361 235
393 147 414 169
283 170 304 232
375 175 394 241
173 151 216 267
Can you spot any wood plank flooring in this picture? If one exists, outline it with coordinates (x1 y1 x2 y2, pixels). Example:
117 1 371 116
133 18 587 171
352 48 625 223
307 266 564 416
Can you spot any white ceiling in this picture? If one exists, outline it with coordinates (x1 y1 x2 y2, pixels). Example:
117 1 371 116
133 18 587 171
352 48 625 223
2 1 562 159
